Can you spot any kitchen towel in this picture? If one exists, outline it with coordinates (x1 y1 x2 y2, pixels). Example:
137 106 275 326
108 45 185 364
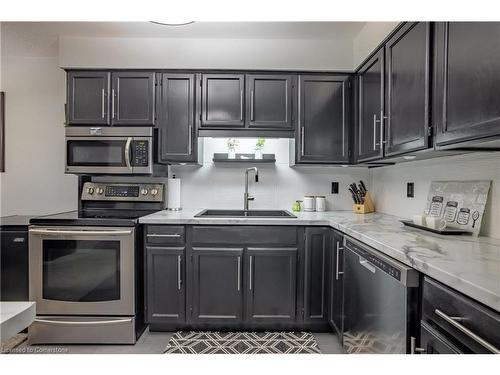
167 177 181 210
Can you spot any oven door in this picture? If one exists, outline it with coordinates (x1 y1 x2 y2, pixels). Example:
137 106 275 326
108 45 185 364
29 226 135 316
65 136 152 175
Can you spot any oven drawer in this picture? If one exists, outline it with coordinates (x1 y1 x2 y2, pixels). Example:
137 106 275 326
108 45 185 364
422 277 500 353
191 226 298 245
146 225 185 245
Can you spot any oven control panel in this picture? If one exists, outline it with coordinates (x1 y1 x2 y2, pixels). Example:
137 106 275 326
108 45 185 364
81 182 164 202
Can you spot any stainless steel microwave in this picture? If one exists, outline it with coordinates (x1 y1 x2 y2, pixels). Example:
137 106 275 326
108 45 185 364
65 127 155 175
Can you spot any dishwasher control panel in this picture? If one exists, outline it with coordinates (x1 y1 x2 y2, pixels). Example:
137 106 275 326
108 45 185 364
345 239 402 281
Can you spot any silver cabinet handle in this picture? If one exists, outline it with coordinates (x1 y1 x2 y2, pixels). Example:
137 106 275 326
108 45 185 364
336 241 344 280
250 90 255 121
240 90 244 121
188 124 193 155
237 256 241 291
373 114 378 150
434 309 500 353
111 88 116 119
380 110 388 146
124 137 132 170
146 233 181 238
300 127 305 156
177 255 182 290
34 318 132 326
410 336 426 354
249 255 253 290
101 88 106 119
30 228 132 236
359 256 376 273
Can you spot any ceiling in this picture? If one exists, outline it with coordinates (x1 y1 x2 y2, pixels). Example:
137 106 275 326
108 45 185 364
2 21 366 40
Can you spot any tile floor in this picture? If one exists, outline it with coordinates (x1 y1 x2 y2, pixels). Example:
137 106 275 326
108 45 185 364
12 329 344 354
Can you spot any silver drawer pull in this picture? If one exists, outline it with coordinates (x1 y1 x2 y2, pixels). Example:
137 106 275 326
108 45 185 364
177 255 182 290
335 241 344 280
147 233 181 238
434 309 500 354
34 318 132 326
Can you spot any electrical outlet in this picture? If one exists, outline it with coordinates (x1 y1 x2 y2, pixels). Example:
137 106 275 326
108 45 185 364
331 182 339 194
407 182 415 198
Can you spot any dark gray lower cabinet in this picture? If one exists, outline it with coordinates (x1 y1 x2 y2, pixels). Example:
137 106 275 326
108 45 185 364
146 246 185 325
190 247 244 324
246 247 297 324
304 227 330 324
329 230 344 336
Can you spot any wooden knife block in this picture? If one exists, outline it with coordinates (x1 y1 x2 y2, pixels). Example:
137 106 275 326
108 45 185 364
353 192 375 214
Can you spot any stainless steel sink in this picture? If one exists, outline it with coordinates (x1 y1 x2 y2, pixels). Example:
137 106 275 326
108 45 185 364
194 209 296 218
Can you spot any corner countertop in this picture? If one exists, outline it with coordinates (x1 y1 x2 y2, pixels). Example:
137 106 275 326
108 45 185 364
139 209 500 313
0 302 36 343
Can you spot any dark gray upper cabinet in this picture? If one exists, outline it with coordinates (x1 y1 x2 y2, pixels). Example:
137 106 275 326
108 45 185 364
304 227 330 323
246 74 293 129
157 73 197 163
111 72 155 126
245 247 297 324
356 49 385 162
190 247 244 324
145 246 185 325
384 22 431 157
200 74 245 128
296 75 351 164
433 22 500 147
328 230 344 336
67 71 110 125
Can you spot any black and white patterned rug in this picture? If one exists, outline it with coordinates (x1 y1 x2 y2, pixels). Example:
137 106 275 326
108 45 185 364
164 331 321 354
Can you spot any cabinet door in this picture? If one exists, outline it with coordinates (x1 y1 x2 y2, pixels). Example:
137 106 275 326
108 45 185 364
385 22 431 156
246 74 293 129
200 74 245 128
304 227 330 323
0 230 28 301
296 75 350 164
190 247 244 323
328 231 344 336
111 72 155 125
158 73 196 163
434 22 500 146
246 247 297 324
146 246 185 324
67 71 110 125
356 49 384 162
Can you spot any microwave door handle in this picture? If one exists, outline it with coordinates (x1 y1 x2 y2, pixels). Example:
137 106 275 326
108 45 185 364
124 137 132 170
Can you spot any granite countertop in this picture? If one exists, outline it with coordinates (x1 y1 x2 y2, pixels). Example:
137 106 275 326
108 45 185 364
0 302 36 343
139 209 500 313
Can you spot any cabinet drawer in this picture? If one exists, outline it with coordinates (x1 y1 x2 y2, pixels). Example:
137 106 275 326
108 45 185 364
422 277 500 353
191 226 298 246
146 225 185 245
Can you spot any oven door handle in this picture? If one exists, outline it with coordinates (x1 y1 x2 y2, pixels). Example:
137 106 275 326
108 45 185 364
30 228 133 236
124 137 133 170
34 318 133 326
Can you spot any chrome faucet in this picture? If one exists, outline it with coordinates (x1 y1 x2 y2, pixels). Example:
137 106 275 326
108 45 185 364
244 167 259 210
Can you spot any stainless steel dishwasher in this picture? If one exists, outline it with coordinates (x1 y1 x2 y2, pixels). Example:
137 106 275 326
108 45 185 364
342 237 420 354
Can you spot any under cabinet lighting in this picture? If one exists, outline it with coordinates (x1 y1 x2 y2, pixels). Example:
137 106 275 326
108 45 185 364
150 21 195 26
402 155 417 160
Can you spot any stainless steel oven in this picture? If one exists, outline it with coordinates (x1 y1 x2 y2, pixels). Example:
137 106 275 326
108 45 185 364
65 126 153 175
29 226 135 316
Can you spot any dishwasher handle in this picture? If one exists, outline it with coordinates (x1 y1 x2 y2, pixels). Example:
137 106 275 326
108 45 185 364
359 256 376 273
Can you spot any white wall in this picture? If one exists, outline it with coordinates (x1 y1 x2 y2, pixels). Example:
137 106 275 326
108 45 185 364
370 153 500 239
58 36 354 71
353 22 399 68
0 24 77 216
170 138 370 211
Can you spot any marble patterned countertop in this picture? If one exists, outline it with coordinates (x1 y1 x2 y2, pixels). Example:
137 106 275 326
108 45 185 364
139 209 500 313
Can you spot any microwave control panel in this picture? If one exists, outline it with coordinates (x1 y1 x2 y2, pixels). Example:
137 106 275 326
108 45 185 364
131 141 149 167
81 182 164 202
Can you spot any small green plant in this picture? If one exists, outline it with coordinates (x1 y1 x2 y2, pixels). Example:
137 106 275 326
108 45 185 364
227 138 239 151
255 137 265 150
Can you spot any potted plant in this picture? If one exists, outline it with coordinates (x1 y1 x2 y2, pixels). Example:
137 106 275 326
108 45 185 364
226 138 239 159
254 137 265 159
